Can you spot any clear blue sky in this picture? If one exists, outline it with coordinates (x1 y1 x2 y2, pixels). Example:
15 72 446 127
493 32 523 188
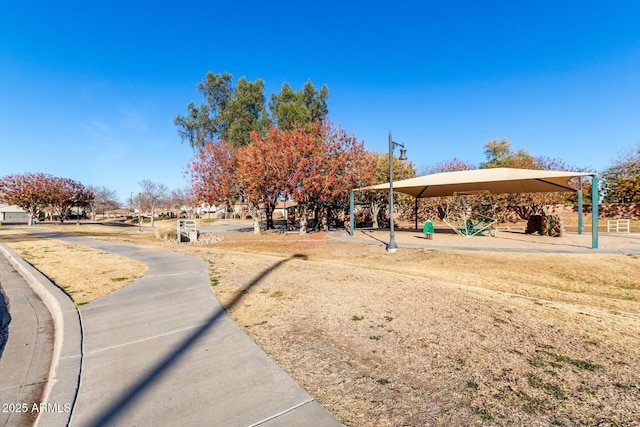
1 1 639 204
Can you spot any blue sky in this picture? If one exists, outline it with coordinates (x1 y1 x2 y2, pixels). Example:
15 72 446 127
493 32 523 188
1 1 639 203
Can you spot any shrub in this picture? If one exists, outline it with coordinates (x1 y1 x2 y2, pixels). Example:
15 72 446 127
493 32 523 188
155 227 177 241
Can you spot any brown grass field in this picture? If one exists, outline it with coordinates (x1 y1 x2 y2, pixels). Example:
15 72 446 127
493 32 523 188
1 222 639 426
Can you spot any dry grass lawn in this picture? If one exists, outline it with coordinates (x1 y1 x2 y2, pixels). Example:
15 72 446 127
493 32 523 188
1 223 639 426
0 228 147 304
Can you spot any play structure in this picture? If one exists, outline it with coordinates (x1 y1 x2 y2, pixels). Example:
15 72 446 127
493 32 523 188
442 192 498 237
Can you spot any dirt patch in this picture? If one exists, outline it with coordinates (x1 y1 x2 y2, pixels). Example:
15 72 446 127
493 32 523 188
208 231 640 426
2 224 639 425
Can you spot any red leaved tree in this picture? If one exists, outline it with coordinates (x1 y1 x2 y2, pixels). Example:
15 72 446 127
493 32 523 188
49 177 94 223
0 173 55 225
185 139 239 212
286 121 374 234
0 173 93 225
237 127 292 232
185 122 374 235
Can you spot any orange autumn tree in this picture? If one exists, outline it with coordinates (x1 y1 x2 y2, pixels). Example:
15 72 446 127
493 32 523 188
185 139 240 217
285 121 374 234
185 121 374 235
235 121 374 234
237 127 291 232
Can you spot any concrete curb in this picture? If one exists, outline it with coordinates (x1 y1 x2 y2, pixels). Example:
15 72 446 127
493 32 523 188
0 242 82 426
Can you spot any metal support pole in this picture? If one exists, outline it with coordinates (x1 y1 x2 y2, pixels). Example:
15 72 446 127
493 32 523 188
577 178 583 234
138 193 142 232
349 190 354 236
386 131 407 253
387 132 398 253
591 174 599 249
414 197 418 230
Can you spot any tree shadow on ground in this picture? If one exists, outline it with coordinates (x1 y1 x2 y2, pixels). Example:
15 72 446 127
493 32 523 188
86 253 308 427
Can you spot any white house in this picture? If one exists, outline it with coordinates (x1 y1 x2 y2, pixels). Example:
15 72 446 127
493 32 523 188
0 205 29 222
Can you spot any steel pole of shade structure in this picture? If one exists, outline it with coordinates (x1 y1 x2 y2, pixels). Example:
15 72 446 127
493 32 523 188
577 177 583 234
387 131 407 253
349 190 354 236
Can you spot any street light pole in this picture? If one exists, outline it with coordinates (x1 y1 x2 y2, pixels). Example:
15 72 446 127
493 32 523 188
387 131 407 253
138 193 142 232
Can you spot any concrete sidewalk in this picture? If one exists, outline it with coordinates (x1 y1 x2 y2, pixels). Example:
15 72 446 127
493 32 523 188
3 232 343 427
0 250 54 427
330 228 640 254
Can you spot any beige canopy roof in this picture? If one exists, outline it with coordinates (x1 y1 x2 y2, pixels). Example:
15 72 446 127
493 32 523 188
360 167 593 198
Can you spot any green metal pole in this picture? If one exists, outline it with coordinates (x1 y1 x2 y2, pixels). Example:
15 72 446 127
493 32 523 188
415 197 418 230
577 178 583 235
591 174 599 249
349 190 354 236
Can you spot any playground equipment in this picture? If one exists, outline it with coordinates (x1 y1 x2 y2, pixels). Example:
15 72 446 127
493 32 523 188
443 192 497 237
423 220 434 239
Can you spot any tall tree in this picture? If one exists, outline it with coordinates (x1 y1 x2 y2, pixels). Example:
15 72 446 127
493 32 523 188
185 121 374 235
139 180 168 228
49 178 94 223
224 77 270 147
175 72 268 150
361 152 416 228
174 72 231 151
237 127 291 231
0 173 54 225
425 157 476 174
0 173 94 225
185 139 239 212
269 81 329 131
284 121 374 234
479 138 588 219
88 185 120 219
480 138 533 169
167 188 195 217
601 142 640 203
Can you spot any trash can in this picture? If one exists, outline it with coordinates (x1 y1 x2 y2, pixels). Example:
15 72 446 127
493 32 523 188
423 221 434 240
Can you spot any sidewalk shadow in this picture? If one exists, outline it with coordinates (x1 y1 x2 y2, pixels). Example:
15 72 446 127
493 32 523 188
86 253 308 427
0 288 10 358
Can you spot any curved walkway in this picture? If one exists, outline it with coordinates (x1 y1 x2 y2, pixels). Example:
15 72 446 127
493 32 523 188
1 231 342 427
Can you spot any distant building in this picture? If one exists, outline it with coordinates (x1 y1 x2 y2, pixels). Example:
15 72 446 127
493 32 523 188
0 205 29 222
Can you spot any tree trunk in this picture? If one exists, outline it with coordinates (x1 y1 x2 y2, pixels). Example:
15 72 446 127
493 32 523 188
371 201 381 229
253 215 261 234
321 207 328 231
248 205 261 234
298 205 310 235
265 202 275 230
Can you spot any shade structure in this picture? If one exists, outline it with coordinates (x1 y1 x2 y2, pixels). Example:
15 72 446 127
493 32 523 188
359 167 593 198
351 167 599 249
